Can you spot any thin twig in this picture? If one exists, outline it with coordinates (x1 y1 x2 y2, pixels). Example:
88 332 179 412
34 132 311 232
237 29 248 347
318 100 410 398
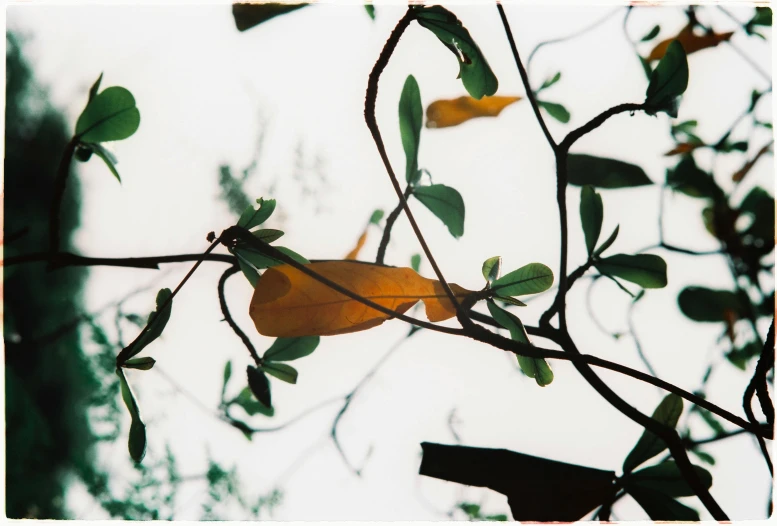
4 250 237 269
743 318 775 476
560 102 645 151
376 185 413 265
217 265 261 366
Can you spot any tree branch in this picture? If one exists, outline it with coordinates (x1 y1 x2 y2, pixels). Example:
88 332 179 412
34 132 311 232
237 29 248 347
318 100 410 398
375 185 412 265
4 250 237 269
559 102 645 151
217 265 261 366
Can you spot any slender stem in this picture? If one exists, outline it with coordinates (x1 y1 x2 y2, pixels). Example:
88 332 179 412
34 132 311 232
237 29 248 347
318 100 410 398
376 185 412 265
560 103 645 150
687 427 751 447
540 258 594 328
743 318 775 476
217 265 261 366
5 250 237 269
49 137 78 257
364 8 461 315
627 298 659 379
497 3 557 151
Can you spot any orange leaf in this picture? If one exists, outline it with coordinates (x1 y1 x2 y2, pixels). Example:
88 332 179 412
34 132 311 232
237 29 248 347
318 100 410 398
732 143 772 182
665 142 705 156
249 261 473 337
344 230 368 260
426 95 521 129
647 25 733 62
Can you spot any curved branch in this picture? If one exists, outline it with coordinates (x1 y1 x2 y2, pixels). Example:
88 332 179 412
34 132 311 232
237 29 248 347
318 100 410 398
559 102 645 151
217 264 261 366
375 185 413 265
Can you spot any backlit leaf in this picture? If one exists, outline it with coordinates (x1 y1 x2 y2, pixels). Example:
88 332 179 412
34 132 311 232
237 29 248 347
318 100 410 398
491 263 554 297
640 25 661 42
122 357 156 371
413 184 465 238
237 198 276 230
426 95 520 128
121 288 173 363
263 336 320 362
88 72 103 102
261 362 298 384
593 225 619 257
232 3 308 31
537 100 570 123
678 286 745 322
623 394 683 473
595 254 667 289
580 185 603 255
647 25 733 62
369 209 384 224
364 4 375 20
253 229 284 243
250 261 473 337
414 5 498 99
410 253 422 272
233 387 274 417
482 256 502 283
538 72 561 91
75 86 140 143
644 40 688 117
420 442 616 521
117 368 146 463
247 366 271 408
568 154 652 188
666 155 721 199
399 75 423 184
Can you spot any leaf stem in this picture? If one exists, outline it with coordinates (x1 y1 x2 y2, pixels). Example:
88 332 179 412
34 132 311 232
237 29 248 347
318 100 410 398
217 265 261 367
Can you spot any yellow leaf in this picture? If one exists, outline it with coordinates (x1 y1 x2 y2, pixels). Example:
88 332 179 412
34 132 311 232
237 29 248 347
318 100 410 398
647 25 734 62
344 229 368 260
426 95 521 129
249 261 473 337
665 142 704 156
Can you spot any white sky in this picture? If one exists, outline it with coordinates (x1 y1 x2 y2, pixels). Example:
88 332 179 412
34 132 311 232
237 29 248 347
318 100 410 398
5 1 775 521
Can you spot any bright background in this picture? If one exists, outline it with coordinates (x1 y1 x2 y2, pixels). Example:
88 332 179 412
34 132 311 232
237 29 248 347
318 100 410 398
6 1 774 520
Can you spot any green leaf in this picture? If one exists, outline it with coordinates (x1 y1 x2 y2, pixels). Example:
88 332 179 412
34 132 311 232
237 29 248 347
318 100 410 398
639 56 653 80
263 336 320 362
678 286 745 322
692 450 716 466
623 394 683 473
627 461 712 496
640 24 661 42
413 5 498 99
484 514 508 521
252 228 284 243
399 75 423 185
88 72 103 102
482 256 502 283
233 387 274 417
644 40 689 117
412 184 465 238
117 368 147 463
568 154 653 188
88 142 122 183
410 253 421 272
739 186 775 243
495 295 527 307
261 362 298 384
628 486 699 521
419 442 617 521
232 3 308 31
491 263 554 297
364 4 375 20
539 72 561 91
222 360 232 396
369 209 384 225
237 256 259 287
593 225 619 257
595 254 667 289
247 365 272 408
487 301 553 387
666 155 721 199
748 7 772 28
236 245 309 271
580 185 603 255
122 288 173 362
122 357 156 371
237 198 277 230
75 86 140 143
537 100 570 123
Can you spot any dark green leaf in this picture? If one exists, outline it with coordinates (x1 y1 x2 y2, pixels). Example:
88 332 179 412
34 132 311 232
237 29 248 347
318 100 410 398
369 209 384 225
237 257 259 287
487 301 553 387
410 253 421 272
123 288 173 362
236 245 309 271
88 72 103 102
87 142 122 183
739 186 775 243
694 405 726 435
253 228 284 243
230 418 254 440
678 286 745 322
364 4 375 20
666 155 721 199
482 256 502 283
495 295 527 307
539 72 561 91
627 461 712 496
580 185 603 255
593 225 619 257
567 154 652 188
412 184 465 238
628 486 699 521
458 502 481 518
117 368 147 463
233 387 274 417
261 362 298 384
484 514 508 521
75 86 140 142
419 442 616 521
232 3 308 31
639 56 653 80
644 40 689 117
122 357 156 371
414 5 498 99
491 263 554 296
74 144 93 162
247 366 271 408
237 197 276 230
640 25 661 42
692 450 716 466
537 100 570 123
623 394 683 472
222 361 232 395
263 336 320 362
595 254 667 289
748 7 772 28
399 75 423 184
